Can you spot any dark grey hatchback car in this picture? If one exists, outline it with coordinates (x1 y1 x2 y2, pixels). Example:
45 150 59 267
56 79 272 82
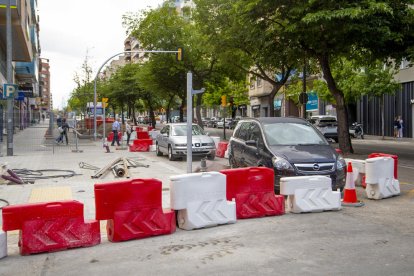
228 117 346 193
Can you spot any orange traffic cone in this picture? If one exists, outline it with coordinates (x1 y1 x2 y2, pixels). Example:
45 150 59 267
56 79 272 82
342 162 364 207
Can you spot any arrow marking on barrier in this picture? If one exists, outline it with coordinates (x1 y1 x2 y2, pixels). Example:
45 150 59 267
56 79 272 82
33 221 58 246
300 188 333 209
195 200 229 223
123 209 167 235
59 219 82 244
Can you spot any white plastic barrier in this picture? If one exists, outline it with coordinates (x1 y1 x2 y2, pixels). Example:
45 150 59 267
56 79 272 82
224 149 229 159
0 230 6 259
211 136 220 148
280 175 341 213
345 158 366 186
365 157 400 199
170 171 236 230
149 144 156 152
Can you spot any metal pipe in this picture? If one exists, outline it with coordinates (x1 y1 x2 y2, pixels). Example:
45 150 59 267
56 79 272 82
186 72 193 173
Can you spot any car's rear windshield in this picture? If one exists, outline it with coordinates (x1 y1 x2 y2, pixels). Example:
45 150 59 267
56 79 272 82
172 125 206 136
263 122 328 146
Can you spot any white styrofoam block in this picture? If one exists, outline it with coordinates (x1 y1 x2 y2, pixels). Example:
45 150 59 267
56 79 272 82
177 199 236 230
287 188 341 213
149 130 160 140
170 172 227 210
365 157 394 184
366 178 400 200
280 175 331 195
345 158 366 173
0 230 6 259
211 136 220 148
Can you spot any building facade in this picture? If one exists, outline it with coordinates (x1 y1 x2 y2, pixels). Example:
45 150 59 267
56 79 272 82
0 0 41 137
39 58 51 112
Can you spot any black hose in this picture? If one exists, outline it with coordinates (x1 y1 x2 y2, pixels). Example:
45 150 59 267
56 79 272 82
10 169 79 181
0 198 9 209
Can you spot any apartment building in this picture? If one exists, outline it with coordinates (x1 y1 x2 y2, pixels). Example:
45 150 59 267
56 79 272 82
39 57 51 112
0 0 41 133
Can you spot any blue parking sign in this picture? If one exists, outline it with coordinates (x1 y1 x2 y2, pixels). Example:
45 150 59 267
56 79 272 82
3 84 18 99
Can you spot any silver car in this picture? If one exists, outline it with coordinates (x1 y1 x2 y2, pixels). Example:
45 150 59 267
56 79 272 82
155 123 216 161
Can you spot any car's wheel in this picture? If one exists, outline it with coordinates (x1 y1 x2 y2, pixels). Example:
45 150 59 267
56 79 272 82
168 145 175 161
207 154 215 161
361 134 364 139
156 143 163 156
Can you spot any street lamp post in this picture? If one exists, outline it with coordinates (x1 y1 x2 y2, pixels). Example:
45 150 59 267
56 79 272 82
93 50 180 141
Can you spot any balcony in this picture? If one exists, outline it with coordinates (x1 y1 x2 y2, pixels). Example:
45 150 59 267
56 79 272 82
0 0 33 61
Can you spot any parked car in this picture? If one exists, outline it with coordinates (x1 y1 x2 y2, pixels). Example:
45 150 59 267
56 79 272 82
228 118 240 129
228 117 346 193
207 117 220 128
155 123 216 161
216 118 233 129
309 115 338 143
202 117 211 127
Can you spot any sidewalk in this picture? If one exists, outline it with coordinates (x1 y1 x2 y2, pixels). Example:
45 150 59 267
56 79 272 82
0 121 185 227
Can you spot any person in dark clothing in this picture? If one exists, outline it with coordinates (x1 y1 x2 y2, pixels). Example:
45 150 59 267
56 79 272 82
56 116 62 127
56 118 70 145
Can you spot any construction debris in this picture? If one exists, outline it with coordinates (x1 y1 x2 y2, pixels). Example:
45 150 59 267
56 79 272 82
90 157 149 179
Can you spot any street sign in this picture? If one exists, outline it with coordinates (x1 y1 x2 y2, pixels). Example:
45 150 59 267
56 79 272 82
102 98 108 103
3 84 18 99
15 91 24 101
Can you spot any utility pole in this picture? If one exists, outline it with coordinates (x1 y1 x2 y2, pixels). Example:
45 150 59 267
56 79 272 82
6 0 14 156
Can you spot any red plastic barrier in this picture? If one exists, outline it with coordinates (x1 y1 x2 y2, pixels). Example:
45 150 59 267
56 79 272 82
137 131 150 139
94 178 176 242
136 126 144 132
129 139 153 152
368 153 398 179
220 167 284 219
107 132 122 142
1 200 100 255
147 126 154 131
216 141 229 158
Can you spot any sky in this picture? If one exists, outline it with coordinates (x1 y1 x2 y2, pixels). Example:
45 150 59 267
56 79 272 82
38 0 165 109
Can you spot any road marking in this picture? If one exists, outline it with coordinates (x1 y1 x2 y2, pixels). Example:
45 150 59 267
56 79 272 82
29 186 72 203
399 165 414 170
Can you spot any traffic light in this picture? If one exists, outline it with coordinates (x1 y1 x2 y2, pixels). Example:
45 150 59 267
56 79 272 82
221 95 227 107
176 47 183 61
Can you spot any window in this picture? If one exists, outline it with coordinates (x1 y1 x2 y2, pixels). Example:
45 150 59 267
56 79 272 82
235 122 251 141
248 123 264 148
257 78 262 87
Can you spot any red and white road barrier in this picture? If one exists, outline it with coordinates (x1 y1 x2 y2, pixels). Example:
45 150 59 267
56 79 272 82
220 167 284 219
365 157 400 199
280 175 341 213
95 178 176 242
2 200 100 255
170 172 236 230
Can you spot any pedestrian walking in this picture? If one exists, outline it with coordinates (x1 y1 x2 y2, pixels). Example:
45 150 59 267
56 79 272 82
125 120 133 145
111 118 121 146
56 115 62 128
393 116 400 138
398 116 403 138
55 118 70 145
41 113 45 122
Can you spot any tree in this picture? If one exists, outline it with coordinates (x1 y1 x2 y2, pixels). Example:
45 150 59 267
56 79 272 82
243 0 414 154
194 0 300 117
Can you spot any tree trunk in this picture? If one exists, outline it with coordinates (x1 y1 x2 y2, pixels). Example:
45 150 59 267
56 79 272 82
179 98 185 122
381 95 385 140
196 94 203 128
319 55 353 154
268 85 282 117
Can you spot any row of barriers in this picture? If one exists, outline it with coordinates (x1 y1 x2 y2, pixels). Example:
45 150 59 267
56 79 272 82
0 153 400 257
